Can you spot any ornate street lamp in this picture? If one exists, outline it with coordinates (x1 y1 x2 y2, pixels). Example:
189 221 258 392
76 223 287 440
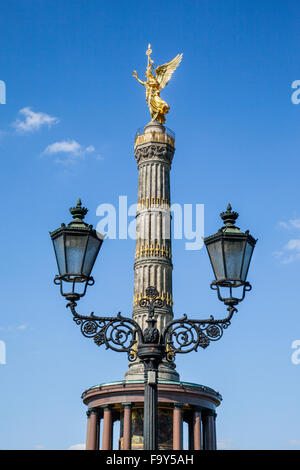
204 203 257 307
50 199 103 302
50 200 256 450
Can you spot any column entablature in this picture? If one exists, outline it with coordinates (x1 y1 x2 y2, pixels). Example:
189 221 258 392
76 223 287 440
82 381 222 410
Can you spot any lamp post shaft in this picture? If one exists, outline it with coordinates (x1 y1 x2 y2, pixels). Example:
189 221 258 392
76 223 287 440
137 340 165 450
143 369 158 450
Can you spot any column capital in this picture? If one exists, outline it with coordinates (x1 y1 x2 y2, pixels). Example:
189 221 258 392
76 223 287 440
122 402 132 408
202 408 217 418
173 402 184 409
193 406 203 413
134 141 175 166
86 407 99 418
101 404 112 411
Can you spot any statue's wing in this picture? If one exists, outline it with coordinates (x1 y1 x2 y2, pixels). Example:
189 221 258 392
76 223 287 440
155 53 183 91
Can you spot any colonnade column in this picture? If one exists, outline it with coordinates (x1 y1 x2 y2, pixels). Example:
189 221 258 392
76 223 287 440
86 408 99 450
173 403 183 450
102 405 113 450
202 410 217 450
193 408 202 450
188 414 194 450
122 403 132 450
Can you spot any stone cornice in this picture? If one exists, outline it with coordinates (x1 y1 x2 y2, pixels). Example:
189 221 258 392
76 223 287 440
82 381 222 409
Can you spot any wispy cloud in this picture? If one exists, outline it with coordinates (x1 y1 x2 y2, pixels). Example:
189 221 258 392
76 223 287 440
275 218 300 263
217 438 234 450
285 439 300 447
278 219 300 230
0 324 28 332
68 443 85 450
14 107 59 133
43 140 95 164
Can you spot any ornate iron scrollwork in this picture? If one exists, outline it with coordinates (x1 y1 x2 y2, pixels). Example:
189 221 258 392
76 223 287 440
64 285 238 365
162 306 236 361
67 302 143 362
139 286 164 318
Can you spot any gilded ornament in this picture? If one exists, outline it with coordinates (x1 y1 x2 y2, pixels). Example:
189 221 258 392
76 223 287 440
133 44 182 124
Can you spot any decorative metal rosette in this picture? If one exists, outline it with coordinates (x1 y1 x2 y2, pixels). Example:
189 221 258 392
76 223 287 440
146 286 159 298
139 286 164 311
94 332 105 346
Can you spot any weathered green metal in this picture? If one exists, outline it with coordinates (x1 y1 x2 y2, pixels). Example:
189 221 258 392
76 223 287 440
50 199 103 301
204 203 257 285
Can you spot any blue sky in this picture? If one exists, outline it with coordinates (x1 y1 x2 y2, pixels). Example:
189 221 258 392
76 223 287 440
1 0 300 450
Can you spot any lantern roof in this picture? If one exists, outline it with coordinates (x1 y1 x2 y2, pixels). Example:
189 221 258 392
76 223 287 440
50 199 99 239
204 203 257 245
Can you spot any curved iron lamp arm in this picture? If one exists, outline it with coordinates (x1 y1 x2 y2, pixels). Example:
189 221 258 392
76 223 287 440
162 306 237 360
66 301 143 362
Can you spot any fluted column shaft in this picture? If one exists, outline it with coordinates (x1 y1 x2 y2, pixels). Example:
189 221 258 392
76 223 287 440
133 126 175 333
126 122 179 382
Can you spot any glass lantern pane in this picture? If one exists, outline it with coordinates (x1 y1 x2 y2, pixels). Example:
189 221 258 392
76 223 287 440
223 239 245 280
82 236 101 277
65 233 88 275
241 241 254 281
207 240 225 280
53 235 66 276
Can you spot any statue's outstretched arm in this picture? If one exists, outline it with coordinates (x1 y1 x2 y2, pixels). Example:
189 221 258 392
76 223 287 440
133 70 146 86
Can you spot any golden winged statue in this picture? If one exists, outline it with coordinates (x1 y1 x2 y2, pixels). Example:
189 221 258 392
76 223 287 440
133 44 183 124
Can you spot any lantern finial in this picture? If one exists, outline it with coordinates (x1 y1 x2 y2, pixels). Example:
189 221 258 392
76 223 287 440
220 203 239 227
69 199 88 226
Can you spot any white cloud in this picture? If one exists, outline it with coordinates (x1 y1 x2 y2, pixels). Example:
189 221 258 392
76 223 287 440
217 438 234 450
278 221 290 229
285 440 300 447
276 219 300 263
14 107 59 132
285 239 300 251
290 219 300 229
43 140 95 164
273 241 300 264
68 443 85 450
44 140 81 155
277 239 300 263
278 219 300 230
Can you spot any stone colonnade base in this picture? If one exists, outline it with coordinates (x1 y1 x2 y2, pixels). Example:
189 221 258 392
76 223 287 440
82 380 222 450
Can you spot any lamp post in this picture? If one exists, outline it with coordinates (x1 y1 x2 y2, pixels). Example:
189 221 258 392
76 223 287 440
50 199 257 450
